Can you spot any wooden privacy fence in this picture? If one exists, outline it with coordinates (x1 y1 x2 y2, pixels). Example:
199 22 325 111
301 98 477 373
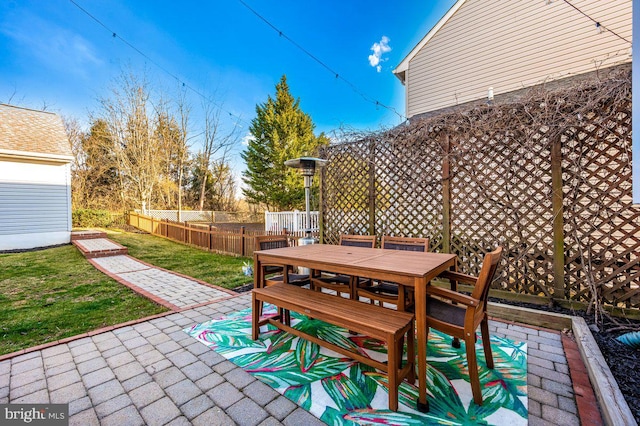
128 211 314 257
319 69 639 312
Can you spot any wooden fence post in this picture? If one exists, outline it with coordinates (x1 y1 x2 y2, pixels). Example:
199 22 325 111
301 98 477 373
442 134 451 254
209 224 213 251
240 226 246 257
551 135 566 299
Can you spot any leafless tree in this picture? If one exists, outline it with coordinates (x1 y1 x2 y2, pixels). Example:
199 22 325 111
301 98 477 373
173 89 191 220
98 70 160 211
196 99 240 211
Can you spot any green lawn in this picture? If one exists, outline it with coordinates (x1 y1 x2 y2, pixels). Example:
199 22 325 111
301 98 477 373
0 244 167 356
0 231 253 356
105 229 253 290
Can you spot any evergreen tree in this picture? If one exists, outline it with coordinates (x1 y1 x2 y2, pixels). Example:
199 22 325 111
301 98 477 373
79 119 120 209
242 75 328 211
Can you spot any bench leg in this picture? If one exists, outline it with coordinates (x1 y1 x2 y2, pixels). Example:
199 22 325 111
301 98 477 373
397 336 405 372
388 332 399 411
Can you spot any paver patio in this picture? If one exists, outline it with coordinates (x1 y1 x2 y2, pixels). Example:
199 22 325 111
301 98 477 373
1 294 590 426
0 234 603 425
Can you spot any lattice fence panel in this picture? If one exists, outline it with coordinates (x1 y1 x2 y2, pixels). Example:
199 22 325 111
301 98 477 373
320 69 638 310
372 129 444 250
450 124 556 297
562 97 640 309
321 139 374 245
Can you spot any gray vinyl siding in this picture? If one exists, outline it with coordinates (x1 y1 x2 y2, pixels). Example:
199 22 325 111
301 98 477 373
405 0 632 117
0 182 70 235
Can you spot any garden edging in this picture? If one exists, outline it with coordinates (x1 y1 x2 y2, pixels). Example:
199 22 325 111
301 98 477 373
572 317 636 426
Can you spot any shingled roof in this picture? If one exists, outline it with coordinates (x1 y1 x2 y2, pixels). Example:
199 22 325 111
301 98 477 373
0 103 73 162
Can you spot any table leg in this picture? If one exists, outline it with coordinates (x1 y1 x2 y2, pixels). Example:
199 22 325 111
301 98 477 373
414 277 429 412
254 253 263 318
398 284 406 312
251 291 259 340
253 253 261 289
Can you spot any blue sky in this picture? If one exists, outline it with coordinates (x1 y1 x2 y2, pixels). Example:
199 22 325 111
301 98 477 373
0 0 456 166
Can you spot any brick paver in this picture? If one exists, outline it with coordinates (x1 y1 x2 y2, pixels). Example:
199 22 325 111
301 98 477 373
92 255 232 309
1 291 585 425
92 255 152 274
0 234 594 425
74 238 123 252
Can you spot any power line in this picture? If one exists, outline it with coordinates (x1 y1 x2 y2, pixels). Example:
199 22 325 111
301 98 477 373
561 0 631 44
235 0 407 122
68 0 249 128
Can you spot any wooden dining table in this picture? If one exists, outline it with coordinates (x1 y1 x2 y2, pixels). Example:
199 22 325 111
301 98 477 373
253 243 457 412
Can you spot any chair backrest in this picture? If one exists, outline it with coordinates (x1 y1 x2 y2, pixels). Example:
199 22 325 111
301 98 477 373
381 235 429 252
470 246 503 305
255 234 289 251
339 234 376 248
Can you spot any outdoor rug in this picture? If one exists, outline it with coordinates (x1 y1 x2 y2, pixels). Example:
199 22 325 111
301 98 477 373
184 305 528 425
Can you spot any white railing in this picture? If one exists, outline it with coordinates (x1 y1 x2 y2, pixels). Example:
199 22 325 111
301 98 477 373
265 210 319 233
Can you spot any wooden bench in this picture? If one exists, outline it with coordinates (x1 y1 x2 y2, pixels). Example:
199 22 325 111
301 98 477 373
252 283 415 411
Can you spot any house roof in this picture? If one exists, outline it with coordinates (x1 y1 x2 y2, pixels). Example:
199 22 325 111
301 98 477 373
393 0 467 84
0 104 73 162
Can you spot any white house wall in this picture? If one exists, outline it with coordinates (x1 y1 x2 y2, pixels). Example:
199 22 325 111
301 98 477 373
0 159 72 250
405 0 632 117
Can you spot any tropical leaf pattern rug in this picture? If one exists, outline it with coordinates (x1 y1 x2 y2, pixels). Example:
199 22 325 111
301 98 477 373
184 305 527 425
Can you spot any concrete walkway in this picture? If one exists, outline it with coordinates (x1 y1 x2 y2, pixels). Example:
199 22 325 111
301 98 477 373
0 234 603 425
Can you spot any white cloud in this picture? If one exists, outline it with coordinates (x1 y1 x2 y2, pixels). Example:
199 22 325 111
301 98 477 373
368 36 391 73
241 133 254 146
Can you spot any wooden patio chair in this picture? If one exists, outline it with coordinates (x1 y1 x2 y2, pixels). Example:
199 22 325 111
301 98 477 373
426 246 503 406
356 235 429 310
310 234 376 298
254 234 310 288
254 234 311 323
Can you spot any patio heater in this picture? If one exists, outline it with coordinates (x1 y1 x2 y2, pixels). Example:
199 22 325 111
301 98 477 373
284 156 328 247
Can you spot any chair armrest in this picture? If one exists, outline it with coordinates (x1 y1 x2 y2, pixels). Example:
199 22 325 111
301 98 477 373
438 270 478 286
260 263 295 274
426 285 479 307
